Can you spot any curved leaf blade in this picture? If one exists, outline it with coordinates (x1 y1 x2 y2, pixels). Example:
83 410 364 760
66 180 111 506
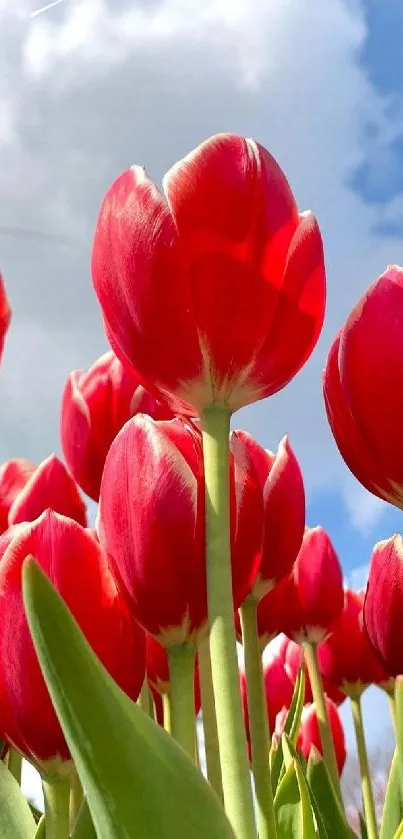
0 759 36 839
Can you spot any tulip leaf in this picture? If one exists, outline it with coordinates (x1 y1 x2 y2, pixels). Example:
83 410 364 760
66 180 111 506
271 668 305 791
22 559 236 839
33 817 45 838
71 801 97 839
274 755 316 839
0 759 36 838
380 750 403 839
306 747 357 839
393 821 403 839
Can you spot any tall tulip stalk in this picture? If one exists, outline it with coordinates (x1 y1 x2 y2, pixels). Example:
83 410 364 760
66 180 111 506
3 135 403 839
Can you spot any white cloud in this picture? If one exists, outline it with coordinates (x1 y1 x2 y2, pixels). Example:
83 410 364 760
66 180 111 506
0 0 402 530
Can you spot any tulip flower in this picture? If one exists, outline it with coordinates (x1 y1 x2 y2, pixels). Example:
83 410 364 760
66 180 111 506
0 510 145 771
0 459 36 534
323 264 403 511
231 431 305 600
319 589 390 698
281 527 344 644
275 698 346 774
8 454 87 528
0 271 11 364
92 133 326 417
61 350 173 501
99 416 263 645
261 638 295 732
364 535 403 679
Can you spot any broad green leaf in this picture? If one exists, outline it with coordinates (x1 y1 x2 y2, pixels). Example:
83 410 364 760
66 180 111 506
381 750 402 839
282 736 317 838
22 560 236 839
274 740 316 839
33 817 45 838
0 759 36 838
271 668 305 791
307 747 357 839
72 801 97 839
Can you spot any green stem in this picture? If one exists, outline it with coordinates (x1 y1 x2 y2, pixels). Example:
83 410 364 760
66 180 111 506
198 633 224 801
42 777 70 839
162 693 171 734
240 598 277 839
201 406 256 839
167 643 196 760
389 692 397 736
138 679 153 717
8 749 22 786
350 696 379 839
69 768 84 830
303 641 343 803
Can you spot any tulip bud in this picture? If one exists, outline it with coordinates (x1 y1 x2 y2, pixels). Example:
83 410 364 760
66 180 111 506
8 454 87 528
231 432 305 601
324 265 403 510
0 271 11 364
0 510 145 771
0 459 36 533
318 589 390 699
92 133 326 416
61 350 173 501
99 416 263 644
364 535 403 679
260 638 295 732
275 698 346 774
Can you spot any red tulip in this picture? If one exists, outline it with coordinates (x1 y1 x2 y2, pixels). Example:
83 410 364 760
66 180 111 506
146 634 201 712
260 638 295 732
281 527 343 644
272 632 345 706
0 272 11 364
8 454 87 528
0 510 145 769
61 350 173 501
99 416 263 644
0 459 36 534
364 535 403 680
253 578 291 648
318 589 390 699
92 133 326 416
231 432 305 600
324 265 403 510
275 698 346 773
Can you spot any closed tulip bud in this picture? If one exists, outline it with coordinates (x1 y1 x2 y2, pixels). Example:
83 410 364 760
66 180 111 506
61 350 173 501
0 510 145 771
0 272 11 364
318 589 389 699
99 416 263 645
324 265 403 510
92 133 326 416
298 699 346 773
8 454 87 527
281 527 343 644
364 535 403 679
0 459 36 534
231 432 305 600
260 638 295 732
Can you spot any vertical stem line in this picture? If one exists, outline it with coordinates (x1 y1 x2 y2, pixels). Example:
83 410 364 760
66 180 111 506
350 696 379 839
201 406 256 839
167 643 196 760
42 777 70 839
303 641 343 803
198 633 224 801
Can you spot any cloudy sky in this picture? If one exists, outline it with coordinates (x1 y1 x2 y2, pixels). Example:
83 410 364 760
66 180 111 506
1 0 401 797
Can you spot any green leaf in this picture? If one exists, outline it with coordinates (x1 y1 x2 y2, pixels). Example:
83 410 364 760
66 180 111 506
274 756 316 839
33 817 45 838
0 759 36 838
393 820 403 839
271 668 305 791
306 747 357 839
380 750 402 839
22 559 236 839
71 801 97 839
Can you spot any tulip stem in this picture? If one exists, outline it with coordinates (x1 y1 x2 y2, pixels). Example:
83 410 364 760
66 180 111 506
8 749 22 786
162 693 172 733
388 692 397 736
69 768 84 830
303 641 343 804
198 633 224 801
350 696 379 839
240 597 277 839
167 643 196 760
201 406 256 839
42 777 70 839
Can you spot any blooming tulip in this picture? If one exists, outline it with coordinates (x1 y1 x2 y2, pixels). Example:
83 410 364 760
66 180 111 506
364 535 403 679
0 510 145 770
61 350 173 501
92 133 326 416
319 589 391 699
0 272 11 363
0 459 36 534
8 454 87 528
281 527 343 644
323 265 403 510
231 431 305 600
99 416 263 644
